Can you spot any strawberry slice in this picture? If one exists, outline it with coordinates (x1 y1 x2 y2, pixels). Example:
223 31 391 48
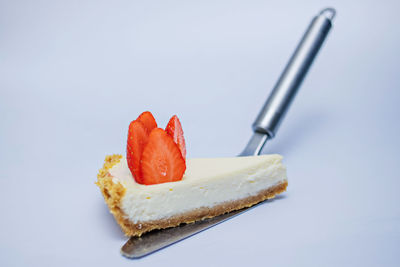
165 115 186 159
140 128 186 185
127 120 149 183
137 111 157 133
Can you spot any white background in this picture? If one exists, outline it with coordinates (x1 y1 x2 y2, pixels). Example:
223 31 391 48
1 0 399 266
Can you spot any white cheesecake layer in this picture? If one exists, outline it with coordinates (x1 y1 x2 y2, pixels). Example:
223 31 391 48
109 154 287 223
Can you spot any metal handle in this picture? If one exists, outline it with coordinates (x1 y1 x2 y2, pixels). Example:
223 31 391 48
252 8 335 137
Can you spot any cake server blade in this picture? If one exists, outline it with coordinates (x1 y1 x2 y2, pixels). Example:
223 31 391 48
239 132 269 156
121 7 335 258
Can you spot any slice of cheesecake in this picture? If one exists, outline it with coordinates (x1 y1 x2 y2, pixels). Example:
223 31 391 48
96 154 288 237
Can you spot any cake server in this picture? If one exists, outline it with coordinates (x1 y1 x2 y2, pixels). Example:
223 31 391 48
121 7 336 258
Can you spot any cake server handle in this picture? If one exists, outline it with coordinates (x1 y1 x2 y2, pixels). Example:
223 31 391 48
240 8 335 156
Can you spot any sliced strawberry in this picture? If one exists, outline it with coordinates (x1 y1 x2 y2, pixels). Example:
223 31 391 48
140 128 186 185
137 111 157 133
127 120 149 183
165 115 186 159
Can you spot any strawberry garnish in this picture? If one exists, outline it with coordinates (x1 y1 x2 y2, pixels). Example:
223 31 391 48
140 128 186 185
165 115 186 159
137 111 157 133
126 120 149 183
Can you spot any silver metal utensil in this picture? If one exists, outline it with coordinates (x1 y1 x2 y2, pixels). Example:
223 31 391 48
240 7 335 156
121 7 335 258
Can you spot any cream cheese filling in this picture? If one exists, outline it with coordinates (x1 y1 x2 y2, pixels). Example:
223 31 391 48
109 154 287 223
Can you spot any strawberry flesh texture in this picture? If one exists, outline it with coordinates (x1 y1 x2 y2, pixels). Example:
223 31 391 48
165 115 186 159
137 111 157 133
140 128 186 185
126 120 149 183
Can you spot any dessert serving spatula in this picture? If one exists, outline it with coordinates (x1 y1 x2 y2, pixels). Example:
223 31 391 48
121 8 336 258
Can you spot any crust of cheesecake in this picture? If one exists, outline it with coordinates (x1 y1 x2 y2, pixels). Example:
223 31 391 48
96 154 288 237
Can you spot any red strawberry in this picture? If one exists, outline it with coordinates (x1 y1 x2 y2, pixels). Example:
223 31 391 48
127 120 149 183
137 111 157 133
140 128 186 185
165 115 186 159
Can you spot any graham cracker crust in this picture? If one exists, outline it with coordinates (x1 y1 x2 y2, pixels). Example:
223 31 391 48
96 155 288 237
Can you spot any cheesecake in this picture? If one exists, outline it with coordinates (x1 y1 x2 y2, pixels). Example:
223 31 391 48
97 154 287 237
96 111 287 237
